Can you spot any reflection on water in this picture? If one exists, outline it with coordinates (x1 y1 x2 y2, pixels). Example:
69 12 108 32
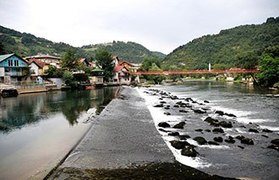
0 87 119 133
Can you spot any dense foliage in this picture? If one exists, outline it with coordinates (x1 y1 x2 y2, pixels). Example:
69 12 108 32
82 41 165 63
0 26 165 63
140 57 165 84
95 49 114 82
163 17 279 70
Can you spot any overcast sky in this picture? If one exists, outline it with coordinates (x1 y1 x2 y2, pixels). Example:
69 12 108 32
0 0 278 54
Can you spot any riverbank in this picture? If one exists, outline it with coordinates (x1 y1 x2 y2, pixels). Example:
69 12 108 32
48 87 232 179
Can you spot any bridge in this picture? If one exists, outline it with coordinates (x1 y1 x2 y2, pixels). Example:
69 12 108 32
131 69 259 75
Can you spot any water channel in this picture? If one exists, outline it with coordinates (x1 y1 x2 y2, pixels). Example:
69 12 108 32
0 87 119 179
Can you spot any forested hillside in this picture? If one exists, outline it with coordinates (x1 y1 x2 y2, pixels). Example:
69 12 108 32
162 17 279 70
82 41 165 63
0 26 165 63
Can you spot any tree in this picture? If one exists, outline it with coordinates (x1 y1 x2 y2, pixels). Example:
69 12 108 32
140 57 161 71
61 49 79 70
236 52 259 69
95 49 114 82
63 70 74 85
45 65 63 78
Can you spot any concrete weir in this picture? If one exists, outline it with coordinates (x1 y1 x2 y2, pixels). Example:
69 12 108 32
47 87 229 179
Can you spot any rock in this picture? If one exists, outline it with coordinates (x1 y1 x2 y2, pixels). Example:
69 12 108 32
185 98 193 102
204 100 210 103
173 122 186 129
262 128 273 133
204 129 211 132
193 136 207 145
158 128 171 133
241 138 254 145
179 109 188 113
238 145 244 149
195 129 203 132
179 134 191 140
271 139 279 146
262 135 269 138
213 137 223 142
154 104 163 108
248 128 259 133
215 110 224 116
225 113 237 117
235 135 245 141
181 146 199 157
204 117 219 127
160 101 167 104
164 112 171 116
164 107 170 110
267 144 279 151
208 141 219 145
168 132 180 136
193 109 206 114
225 136 235 144
239 125 246 128
212 128 224 133
158 122 170 128
173 105 179 108
219 121 233 128
170 140 190 149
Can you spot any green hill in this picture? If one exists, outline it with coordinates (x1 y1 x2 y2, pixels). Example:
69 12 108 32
0 26 165 63
162 17 279 70
82 41 165 63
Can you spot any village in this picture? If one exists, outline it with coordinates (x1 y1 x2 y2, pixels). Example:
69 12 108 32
0 53 141 97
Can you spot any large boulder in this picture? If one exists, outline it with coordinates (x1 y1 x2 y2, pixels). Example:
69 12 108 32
158 122 170 128
173 122 186 129
241 138 254 145
193 136 207 145
164 112 171 116
271 139 279 146
248 128 259 133
179 134 191 140
215 110 224 116
212 128 224 133
235 135 245 141
154 104 163 108
204 117 219 127
224 136 235 144
168 132 180 136
193 109 206 114
219 121 233 128
262 128 273 133
170 140 190 149
181 146 199 157
179 109 188 113
267 144 279 151
224 113 237 117
213 137 223 142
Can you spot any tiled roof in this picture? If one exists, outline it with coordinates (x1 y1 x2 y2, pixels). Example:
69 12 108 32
29 59 46 68
0 53 14 62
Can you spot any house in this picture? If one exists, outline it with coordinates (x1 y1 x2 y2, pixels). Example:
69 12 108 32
25 54 61 68
0 53 29 83
29 59 49 76
89 67 104 87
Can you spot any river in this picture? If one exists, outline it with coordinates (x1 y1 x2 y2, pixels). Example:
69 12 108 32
138 81 279 179
0 87 119 180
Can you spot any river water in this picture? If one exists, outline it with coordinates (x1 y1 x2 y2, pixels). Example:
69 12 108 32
138 81 279 179
0 87 119 180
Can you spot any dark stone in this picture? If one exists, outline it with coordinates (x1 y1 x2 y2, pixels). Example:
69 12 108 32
262 128 273 133
208 141 219 145
168 132 180 136
204 117 219 126
179 134 191 140
262 135 269 138
212 128 224 133
160 101 167 104
238 145 245 149
248 128 259 133
154 104 163 108
235 135 245 141
158 128 171 133
179 109 188 113
173 105 179 108
164 107 170 110
193 109 206 114
170 140 190 149
267 144 279 151
204 100 210 103
158 122 170 128
225 136 235 144
181 146 199 157
173 122 186 129
185 98 193 102
159 98 163 100
204 129 211 132
239 125 246 128
213 137 223 142
195 129 203 132
241 138 254 145
193 136 207 145
219 121 233 128
215 110 224 116
224 113 237 117
271 139 279 146
164 112 171 116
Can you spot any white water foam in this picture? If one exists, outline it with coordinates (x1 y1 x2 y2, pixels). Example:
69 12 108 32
136 88 212 168
259 125 279 131
236 117 274 124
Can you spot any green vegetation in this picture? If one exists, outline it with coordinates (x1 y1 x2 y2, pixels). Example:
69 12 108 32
82 41 165 63
95 49 114 82
163 17 279 70
140 57 165 84
0 26 165 63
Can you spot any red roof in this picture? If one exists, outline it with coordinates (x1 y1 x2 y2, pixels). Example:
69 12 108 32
114 65 129 73
29 59 46 68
